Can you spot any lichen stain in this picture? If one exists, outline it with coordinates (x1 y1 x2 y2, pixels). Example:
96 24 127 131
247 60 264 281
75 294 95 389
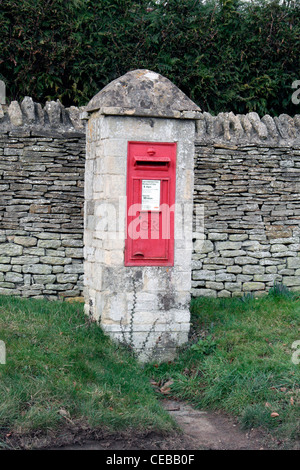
157 292 176 311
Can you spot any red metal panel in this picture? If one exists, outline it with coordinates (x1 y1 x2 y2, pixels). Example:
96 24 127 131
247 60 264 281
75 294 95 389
125 142 176 266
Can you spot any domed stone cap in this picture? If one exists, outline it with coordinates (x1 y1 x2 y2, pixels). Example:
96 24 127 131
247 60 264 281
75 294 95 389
86 69 201 119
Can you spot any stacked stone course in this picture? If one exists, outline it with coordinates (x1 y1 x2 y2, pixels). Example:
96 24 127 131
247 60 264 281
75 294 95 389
0 98 85 299
193 112 300 297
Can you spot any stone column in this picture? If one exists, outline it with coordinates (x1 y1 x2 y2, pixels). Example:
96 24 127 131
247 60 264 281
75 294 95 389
84 70 200 361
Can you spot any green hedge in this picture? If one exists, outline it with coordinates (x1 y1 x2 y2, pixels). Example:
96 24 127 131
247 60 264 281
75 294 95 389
0 0 299 116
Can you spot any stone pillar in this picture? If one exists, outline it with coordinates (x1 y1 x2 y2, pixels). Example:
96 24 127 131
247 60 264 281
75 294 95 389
84 70 200 361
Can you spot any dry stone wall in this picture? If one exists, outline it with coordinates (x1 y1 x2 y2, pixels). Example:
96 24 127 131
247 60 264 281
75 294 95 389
0 98 300 300
192 112 300 297
0 98 85 299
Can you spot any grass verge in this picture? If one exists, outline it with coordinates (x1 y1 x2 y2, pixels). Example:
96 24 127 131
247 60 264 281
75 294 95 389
145 288 300 446
0 295 174 447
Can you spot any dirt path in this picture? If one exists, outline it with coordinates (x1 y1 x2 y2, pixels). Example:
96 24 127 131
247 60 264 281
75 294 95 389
161 400 271 450
46 400 276 451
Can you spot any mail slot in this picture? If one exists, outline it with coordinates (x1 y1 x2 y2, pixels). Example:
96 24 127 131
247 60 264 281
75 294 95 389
125 141 176 266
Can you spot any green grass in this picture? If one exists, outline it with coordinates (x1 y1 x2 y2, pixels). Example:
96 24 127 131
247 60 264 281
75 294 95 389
1 288 299 448
145 289 300 444
0 295 174 442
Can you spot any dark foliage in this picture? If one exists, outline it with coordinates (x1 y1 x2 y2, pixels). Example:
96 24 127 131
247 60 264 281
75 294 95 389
0 0 299 115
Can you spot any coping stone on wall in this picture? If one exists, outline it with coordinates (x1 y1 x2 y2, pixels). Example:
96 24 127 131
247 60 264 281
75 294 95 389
1 95 299 144
0 97 85 137
195 111 300 146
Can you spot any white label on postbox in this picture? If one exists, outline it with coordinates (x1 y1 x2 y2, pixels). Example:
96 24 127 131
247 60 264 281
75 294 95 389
141 180 160 211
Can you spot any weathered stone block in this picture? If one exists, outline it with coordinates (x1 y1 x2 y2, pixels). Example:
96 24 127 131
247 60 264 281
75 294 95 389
234 256 257 265
225 282 242 292
52 266 64 273
208 233 228 241
242 265 265 275
0 264 12 272
271 244 289 253
5 272 23 283
203 256 234 266
22 264 52 274
243 282 265 291
40 256 72 265
0 282 15 288
0 244 23 256
227 265 242 274
287 257 300 269
37 239 62 248
64 264 84 274
14 236 37 247
229 234 248 241
0 287 15 295
11 256 39 265
45 283 74 291
36 233 61 240
57 273 78 283
237 274 253 282
65 248 83 258
216 272 236 282
206 281 224 290
192 288 217 298
61 239 83 247
282 276 300 287
193 270 215 281
194 239 214 253
45 249 65 257
253 274 282 282
266 266 278 274
216 241 242 251
217 289 232 298
33 275 56 284
220 250 246 257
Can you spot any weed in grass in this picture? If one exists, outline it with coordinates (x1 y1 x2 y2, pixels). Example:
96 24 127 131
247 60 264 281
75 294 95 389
240 292 255 303
190 335 217 357
268 282 295 300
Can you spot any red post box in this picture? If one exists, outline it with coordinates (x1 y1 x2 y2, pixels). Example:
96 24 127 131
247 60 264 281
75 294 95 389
125 141 176 266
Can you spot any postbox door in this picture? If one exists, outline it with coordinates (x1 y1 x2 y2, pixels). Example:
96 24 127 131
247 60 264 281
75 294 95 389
125 142 176 266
